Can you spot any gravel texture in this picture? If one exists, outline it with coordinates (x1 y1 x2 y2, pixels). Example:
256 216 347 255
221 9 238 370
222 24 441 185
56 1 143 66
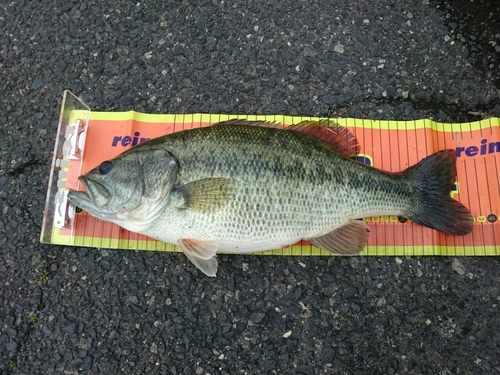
1 0 499 374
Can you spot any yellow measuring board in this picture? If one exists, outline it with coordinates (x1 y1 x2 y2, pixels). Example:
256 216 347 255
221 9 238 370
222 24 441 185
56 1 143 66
41 104 500 256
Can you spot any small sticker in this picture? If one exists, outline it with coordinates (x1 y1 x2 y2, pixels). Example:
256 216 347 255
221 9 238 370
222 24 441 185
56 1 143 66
487 214 497 223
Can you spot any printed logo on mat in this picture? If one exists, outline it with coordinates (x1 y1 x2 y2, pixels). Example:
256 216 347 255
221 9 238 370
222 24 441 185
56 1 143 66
456 139 500 157
112 132 150 147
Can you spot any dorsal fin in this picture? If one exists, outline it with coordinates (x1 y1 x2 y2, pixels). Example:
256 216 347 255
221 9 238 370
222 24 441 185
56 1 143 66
213 119 284 129
288 120 360 157
213 119 359 157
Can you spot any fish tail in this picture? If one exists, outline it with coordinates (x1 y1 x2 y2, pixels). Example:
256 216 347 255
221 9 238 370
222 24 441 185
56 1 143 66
406 150 473 235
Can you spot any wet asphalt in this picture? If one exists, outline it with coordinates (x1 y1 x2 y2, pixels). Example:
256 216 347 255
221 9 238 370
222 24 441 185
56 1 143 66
1 0 499 374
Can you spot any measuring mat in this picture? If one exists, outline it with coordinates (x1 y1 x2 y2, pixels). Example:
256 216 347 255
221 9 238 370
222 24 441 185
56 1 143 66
41 91 500 256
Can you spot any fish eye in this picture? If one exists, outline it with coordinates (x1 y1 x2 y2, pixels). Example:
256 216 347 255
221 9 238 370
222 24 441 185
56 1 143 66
98 160 113 175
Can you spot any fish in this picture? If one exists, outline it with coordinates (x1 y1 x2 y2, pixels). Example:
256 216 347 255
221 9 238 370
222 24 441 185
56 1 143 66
68 120 473 276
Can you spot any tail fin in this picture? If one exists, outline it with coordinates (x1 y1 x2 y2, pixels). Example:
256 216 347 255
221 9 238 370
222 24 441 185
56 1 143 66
406 150 473 235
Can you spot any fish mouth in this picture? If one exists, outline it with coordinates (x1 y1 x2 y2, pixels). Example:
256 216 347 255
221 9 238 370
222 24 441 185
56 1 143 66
67 176 112 210
67 176 92 207
76 176 93 201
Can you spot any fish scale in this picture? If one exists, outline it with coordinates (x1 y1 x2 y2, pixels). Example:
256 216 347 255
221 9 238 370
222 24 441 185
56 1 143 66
68 120 473 276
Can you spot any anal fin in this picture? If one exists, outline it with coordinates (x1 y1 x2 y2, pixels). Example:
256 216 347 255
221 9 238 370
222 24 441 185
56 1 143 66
180 239 219 277
307 219 370 255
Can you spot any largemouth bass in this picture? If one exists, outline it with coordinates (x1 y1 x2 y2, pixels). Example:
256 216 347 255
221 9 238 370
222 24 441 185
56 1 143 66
68 120 473 276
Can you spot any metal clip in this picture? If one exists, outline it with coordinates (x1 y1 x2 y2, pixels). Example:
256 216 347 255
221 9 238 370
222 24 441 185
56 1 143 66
54 189 75 229
63 119 87 160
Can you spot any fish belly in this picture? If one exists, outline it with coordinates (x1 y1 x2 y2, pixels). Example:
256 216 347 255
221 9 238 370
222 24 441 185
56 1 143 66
144 168 407 254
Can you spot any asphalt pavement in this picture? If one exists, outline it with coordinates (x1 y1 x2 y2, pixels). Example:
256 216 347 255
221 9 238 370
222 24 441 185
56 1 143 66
1 0 499 374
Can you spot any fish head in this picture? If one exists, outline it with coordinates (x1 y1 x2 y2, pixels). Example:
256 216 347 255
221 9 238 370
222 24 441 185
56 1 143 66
68 149 178 227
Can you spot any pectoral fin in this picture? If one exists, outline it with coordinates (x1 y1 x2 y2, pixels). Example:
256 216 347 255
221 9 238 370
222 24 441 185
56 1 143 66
180 239 218 277
307 219 370 255
176 178 234 213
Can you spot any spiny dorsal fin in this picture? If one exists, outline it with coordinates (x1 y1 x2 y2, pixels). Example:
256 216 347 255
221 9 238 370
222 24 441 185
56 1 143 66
288 120 360 157
176 177 234 213
213 119 284 129
213 119 359 157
